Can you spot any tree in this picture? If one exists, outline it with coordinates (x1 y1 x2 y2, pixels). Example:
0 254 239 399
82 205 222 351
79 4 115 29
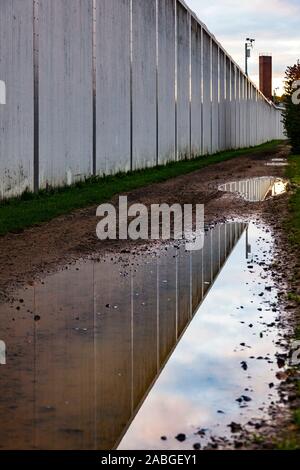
282 60 300 153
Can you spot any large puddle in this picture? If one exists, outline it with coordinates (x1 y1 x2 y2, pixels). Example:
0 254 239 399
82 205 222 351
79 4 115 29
0 222 285 450
218 177 287 202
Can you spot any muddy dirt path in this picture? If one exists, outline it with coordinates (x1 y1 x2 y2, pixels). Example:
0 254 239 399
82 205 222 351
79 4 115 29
1 142 299 450
0 143 291 299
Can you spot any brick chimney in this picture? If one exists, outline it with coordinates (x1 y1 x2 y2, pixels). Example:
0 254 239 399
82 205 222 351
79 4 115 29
259 54 272 101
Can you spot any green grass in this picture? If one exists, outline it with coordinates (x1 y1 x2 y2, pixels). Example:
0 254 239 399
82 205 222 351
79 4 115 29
277 152 300 451
286 154 300 246
0 140 283 236
287 292 300 304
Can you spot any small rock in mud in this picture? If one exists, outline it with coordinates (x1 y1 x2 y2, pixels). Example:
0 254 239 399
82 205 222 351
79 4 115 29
236 395 252 404
228 422 242 433
34 315 41 322
193 443 201 450
276 371 288 381
161 436 167 441
234 441 244 449
241 361 248 371
175 434 186 442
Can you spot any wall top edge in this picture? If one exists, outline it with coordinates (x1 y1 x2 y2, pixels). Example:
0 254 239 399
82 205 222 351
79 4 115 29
177 0 278 109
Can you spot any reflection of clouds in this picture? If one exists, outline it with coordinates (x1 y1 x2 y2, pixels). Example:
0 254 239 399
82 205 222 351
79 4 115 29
120 393 213 450
119 224 281 450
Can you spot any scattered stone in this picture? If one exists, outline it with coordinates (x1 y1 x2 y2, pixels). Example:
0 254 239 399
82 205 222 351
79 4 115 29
193 443 201 450
276 371 288 381
234 441 243 449
241 361 248 371
175 434 186 442
236 395 252 404
34 315 41 322
228 422 242 433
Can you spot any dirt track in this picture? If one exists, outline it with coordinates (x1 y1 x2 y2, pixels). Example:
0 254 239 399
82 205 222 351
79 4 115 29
0 143 291 298
1 142 300 449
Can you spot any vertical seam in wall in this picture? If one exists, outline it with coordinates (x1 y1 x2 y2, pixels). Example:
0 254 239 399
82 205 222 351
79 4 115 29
234 65 237 148
229 60 232 149
217 46 220 151
174 0 178 161
130 0 133 171
33 0 39 192
156 0 159 166
200 26 203 156
92 0 96 176
189 13 191 159
210 37 213 154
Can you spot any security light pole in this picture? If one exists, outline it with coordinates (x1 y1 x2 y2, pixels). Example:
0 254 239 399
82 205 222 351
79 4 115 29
245 38 255 76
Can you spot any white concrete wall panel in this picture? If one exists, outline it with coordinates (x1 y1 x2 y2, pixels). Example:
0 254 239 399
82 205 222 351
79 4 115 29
230 64 237 149
176 1 190 160
211 41 219 153
158 0 176 164
0 0 34 198
218 50 226 151
96 0 131 174
39 0 93 188
235 70 241 149
191 18 202 157
202 31 211 154
132 0 157 169
225 57 231 149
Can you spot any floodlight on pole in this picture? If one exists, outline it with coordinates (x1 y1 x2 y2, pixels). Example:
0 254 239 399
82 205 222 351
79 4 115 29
245 38 255 76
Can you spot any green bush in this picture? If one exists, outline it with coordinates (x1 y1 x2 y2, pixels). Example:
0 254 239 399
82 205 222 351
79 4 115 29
282 60 300 153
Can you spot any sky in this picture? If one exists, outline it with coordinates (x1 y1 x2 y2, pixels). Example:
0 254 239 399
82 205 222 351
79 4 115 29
185 0 300 95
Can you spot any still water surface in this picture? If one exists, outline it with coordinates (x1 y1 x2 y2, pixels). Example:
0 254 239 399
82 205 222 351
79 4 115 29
0 223 284 449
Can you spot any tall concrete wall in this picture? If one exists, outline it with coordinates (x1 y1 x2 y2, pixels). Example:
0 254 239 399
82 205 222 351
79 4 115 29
191 17 202 158
96 0 131 174
176 2 190 160
0 0 34 199
38 0 93 189
157 0 176 164
202 30 212 154
132 0 156 169
0 0 285 199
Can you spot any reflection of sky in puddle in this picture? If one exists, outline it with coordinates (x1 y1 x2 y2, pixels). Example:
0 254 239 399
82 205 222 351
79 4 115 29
218 177 287 202
119 224 282 450
0 222 285 450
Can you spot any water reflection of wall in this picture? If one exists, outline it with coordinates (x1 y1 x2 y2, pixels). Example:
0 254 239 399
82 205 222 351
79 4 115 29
0 223 246 450
219 177 285 202
95 223 248 449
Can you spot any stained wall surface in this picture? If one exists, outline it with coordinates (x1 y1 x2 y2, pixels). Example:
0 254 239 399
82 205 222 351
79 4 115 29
0 0 285 199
